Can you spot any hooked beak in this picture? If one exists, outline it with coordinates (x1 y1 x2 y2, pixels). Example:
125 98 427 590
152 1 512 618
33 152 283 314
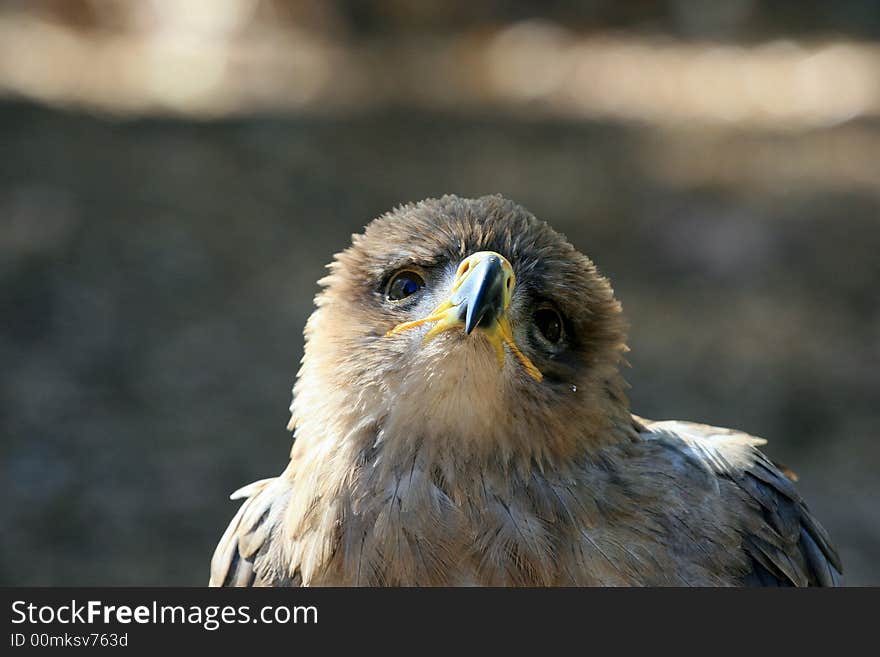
459 252 508 334
385 251 543 381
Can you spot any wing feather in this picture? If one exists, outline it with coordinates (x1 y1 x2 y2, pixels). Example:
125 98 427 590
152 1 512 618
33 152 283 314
209 477 294 587
638 417 842 587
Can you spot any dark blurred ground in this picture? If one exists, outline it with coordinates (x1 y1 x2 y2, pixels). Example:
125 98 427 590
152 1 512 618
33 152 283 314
1 1 879 586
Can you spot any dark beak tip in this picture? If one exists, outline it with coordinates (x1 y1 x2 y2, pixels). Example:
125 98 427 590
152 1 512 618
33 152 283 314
463 305 479 334
459 254 506 335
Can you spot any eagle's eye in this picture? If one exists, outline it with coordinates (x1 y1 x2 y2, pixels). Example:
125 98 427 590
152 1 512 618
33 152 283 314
386 270 425 301
534 306 564 344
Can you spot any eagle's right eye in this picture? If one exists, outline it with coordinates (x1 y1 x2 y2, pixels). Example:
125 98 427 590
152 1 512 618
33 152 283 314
386 270 425 301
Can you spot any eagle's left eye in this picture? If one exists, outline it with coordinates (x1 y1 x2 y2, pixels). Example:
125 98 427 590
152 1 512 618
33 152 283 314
386 270 425 301
534 306 564 344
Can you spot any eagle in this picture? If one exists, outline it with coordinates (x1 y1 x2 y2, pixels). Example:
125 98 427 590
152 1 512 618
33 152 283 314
210 194 841 586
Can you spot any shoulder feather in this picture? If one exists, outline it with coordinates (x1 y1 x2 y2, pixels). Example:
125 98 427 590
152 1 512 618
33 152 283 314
637 417 842 586
209 476 297 587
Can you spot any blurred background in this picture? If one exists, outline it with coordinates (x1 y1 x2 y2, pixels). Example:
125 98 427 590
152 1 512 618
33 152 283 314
1 0 878 585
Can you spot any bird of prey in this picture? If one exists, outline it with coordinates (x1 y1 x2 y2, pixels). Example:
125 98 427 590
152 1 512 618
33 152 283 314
210 194 841 586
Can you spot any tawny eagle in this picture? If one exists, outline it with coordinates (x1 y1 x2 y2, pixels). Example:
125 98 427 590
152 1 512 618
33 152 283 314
210 195 841 586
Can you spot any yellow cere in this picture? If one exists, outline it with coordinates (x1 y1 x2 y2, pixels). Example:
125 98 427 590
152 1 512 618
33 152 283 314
386 251 543 382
